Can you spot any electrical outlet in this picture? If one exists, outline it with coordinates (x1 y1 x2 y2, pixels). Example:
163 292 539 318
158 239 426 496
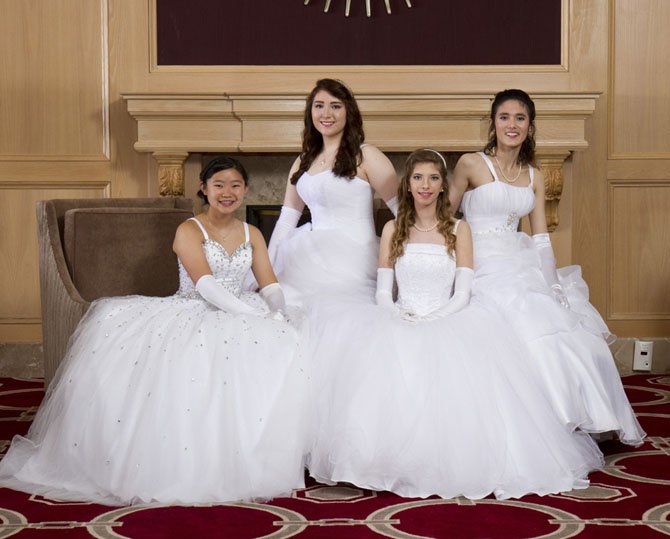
633 340 653 371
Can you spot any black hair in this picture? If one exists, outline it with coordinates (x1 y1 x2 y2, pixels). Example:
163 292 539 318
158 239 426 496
484 89 537 166
197 155 248 204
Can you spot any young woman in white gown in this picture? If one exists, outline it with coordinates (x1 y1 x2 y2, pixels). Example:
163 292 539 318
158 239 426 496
0 156 307 506
450 89 645 446
268 78 399 306
306 149 603 500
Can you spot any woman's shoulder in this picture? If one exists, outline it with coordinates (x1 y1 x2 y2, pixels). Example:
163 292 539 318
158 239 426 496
175 216 203 238
380 218 397 241
456 152 484 169
360 143 386 160
382 218 397 233
453 218 470 234
246 223 265 243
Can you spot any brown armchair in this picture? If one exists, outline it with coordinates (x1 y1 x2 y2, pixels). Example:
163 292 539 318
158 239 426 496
37 198 194 385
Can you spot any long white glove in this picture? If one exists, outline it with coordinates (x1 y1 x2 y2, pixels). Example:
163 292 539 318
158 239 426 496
259 282 287 314
533 233 570 308
435 267 474 316
267 206 302 263
375 268 396 309
196 274 258 315
385 196 399 218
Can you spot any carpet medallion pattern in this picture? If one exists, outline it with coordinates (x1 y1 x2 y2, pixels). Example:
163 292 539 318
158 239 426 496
0 375 668 538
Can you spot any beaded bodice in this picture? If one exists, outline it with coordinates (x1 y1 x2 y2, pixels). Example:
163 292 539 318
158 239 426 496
395 243 456 317
461 152 535 235
296 170 376 239
176 218 252 299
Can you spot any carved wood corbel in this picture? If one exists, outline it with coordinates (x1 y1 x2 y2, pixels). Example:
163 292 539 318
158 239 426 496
153 152 189 197
536 153 570 232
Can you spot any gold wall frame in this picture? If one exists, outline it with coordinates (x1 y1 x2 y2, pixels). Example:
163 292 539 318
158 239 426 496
148 0 569 74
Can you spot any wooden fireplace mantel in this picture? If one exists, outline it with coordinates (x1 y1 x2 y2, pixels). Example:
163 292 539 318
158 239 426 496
123 92 599 230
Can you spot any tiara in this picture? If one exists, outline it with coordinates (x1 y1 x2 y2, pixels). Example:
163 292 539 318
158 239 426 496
422 148 447 169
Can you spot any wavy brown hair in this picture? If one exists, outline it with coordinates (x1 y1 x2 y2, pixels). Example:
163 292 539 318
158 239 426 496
290 79 364 185
389 149 457 265
484 89 536 166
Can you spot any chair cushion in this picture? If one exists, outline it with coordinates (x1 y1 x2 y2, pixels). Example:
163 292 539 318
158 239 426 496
63 208 193 301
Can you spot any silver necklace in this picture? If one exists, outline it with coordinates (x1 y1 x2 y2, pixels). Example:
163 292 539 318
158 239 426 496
494 155 522 183
204 214 235 242
413 222 439 233
318 150 337 166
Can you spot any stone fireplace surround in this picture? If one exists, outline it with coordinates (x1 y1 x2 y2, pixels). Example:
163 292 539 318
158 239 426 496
124 92 599 231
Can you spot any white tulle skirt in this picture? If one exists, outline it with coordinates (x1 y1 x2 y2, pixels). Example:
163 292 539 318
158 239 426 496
305 296 604 500
471 231 645 445
0 293 307 505
274 224 379 307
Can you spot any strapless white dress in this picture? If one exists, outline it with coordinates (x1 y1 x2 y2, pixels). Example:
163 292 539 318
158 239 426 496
0 220 307 505
306 235 604 500
274 170 379 307
461 153 645 445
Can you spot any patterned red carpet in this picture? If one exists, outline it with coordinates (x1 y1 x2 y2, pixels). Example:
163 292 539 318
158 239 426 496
0 374 668 538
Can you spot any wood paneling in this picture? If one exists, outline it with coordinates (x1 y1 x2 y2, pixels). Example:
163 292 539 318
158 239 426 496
608 181 670 319
0 0 109 159
0 184 109 341
0 0 150 343
2 0 669 348
610 0 670 158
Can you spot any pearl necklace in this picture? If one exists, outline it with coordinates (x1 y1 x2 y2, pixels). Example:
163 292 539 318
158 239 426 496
494 155 522 183
413 221 439 233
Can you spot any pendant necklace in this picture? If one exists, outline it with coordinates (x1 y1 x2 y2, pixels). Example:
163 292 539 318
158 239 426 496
318 150 337 166
205 214 234 243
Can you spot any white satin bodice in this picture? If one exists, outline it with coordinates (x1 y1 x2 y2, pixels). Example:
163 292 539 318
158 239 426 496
461 152 535 235
395 244 456 317
177 218 252 299
296 170 376 239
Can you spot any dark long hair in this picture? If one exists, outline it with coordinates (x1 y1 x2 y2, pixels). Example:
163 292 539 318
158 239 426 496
389 149 457 264
197 155 248 204
290 78 365 184
483 89 536 166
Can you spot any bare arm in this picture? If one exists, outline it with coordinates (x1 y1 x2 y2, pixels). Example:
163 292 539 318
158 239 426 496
173 220 212 284
281 156 307 212
449 153 477 213
454 220 474 269
527 166 548 235
361 145 399 204
249 225 279 289
378 219 396 268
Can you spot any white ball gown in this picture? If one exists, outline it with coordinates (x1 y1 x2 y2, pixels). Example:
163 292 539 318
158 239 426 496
0 220 307 506
306 225 604 500
273 169 379 306
460 152 645 445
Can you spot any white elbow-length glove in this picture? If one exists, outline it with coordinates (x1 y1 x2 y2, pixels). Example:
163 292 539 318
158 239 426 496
385 196 399 218
267 206 302 264
259 282 287 314
375 268 396 309
435 267 474 316
196 275 258 315
533 232 570 309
